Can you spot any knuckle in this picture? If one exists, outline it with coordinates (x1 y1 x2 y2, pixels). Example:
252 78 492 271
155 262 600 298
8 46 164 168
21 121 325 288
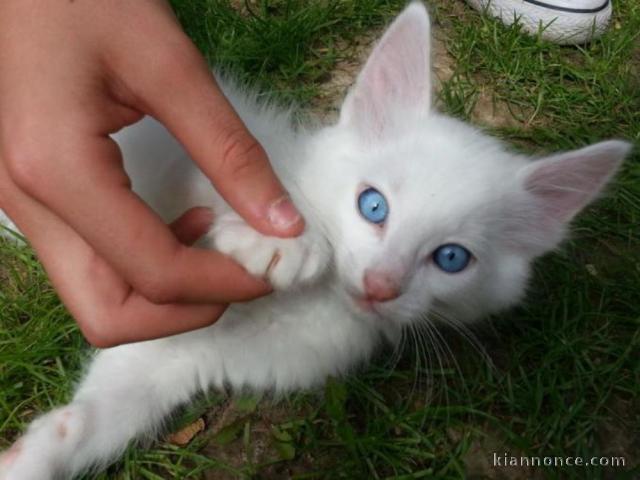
218 129 267 180
84 333 117 349
134 272 179 305
156 40 204 82
127 245 187 304
1 135 47 194
79 318 118 349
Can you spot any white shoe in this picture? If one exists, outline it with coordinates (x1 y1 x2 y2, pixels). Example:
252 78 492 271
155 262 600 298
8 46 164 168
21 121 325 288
465 0 612 44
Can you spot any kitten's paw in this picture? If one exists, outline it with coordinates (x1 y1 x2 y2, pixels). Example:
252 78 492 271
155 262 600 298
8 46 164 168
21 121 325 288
208 214 329 290
0 439 51 480
0 441 23 480
0 407 85 480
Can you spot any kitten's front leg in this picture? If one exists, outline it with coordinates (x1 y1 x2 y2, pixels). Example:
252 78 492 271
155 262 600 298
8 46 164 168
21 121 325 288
206 212 331 290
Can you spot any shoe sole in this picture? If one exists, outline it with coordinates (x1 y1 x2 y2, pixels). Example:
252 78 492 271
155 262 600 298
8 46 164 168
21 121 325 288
466 0 612 44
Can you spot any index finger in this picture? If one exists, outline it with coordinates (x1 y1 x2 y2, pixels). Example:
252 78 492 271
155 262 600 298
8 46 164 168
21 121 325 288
106 14 305 238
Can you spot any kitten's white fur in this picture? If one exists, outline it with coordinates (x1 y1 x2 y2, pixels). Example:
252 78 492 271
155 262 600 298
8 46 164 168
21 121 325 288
0 3 630 478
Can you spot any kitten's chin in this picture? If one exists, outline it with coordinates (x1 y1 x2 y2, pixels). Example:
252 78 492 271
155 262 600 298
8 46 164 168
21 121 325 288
338 283 423 323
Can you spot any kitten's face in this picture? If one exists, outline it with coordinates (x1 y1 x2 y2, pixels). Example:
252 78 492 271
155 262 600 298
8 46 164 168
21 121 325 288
306 2 628 326
316 117 532 324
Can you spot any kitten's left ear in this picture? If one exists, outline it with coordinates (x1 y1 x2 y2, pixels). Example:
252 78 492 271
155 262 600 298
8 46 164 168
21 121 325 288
515 140 632 251
339 2 431 143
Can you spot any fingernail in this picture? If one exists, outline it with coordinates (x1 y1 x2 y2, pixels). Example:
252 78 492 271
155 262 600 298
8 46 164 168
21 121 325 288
268 196 301 231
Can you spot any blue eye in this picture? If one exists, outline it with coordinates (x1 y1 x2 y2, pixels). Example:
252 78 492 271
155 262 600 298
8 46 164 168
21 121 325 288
358 187 388 225
433 244 471 273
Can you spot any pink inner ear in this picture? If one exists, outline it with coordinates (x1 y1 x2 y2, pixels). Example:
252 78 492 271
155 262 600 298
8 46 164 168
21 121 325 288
525 160 595 222
341 2 431 142
524 141 629 224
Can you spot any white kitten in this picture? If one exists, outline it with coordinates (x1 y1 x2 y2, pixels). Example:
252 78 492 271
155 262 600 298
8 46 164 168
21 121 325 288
0 3 630 479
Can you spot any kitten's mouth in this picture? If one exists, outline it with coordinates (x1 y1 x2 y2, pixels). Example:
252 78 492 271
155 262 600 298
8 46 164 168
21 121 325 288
350 294 394 314
346 286 398 315
353 296 376 312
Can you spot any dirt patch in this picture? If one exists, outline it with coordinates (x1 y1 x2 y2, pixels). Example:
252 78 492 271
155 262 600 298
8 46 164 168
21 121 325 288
470 87 528 129
449 425 546 480
0 261 8 286
432 26 457 88
308 9 524 131
227 0 257 16
310 28 383 122
197 397 319 479
596 394 640 475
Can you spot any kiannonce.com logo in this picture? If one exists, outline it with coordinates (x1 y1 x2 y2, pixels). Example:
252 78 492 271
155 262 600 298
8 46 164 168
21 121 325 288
492 452 626 468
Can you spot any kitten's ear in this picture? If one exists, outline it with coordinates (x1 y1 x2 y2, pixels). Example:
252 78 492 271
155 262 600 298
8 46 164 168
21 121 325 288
339 2 431 143
516 140 631 250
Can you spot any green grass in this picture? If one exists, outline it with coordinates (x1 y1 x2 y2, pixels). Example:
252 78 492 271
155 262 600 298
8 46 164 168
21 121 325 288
1 0 639 478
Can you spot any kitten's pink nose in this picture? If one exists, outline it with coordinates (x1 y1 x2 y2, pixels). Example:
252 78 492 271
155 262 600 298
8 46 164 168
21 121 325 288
363 269 400 303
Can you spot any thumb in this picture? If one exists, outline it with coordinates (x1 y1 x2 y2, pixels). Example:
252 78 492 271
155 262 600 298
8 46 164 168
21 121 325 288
110 14 304 238
169 207 214 246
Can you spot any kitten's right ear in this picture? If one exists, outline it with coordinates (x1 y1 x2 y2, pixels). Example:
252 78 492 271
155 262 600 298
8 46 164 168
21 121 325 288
339 2 432 144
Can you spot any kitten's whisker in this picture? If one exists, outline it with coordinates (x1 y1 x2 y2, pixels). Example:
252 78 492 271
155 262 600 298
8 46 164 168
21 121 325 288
427 319 466 391
407 324 422 401
413 322 435 405
382 325 405 373
415 320 448 428
431 309 494 372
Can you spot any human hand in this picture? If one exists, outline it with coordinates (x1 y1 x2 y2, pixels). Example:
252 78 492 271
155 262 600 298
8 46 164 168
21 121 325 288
0 0 304 347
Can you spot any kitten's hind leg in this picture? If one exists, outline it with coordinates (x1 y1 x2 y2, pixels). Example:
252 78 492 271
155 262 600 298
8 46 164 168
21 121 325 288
0 333 214 480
